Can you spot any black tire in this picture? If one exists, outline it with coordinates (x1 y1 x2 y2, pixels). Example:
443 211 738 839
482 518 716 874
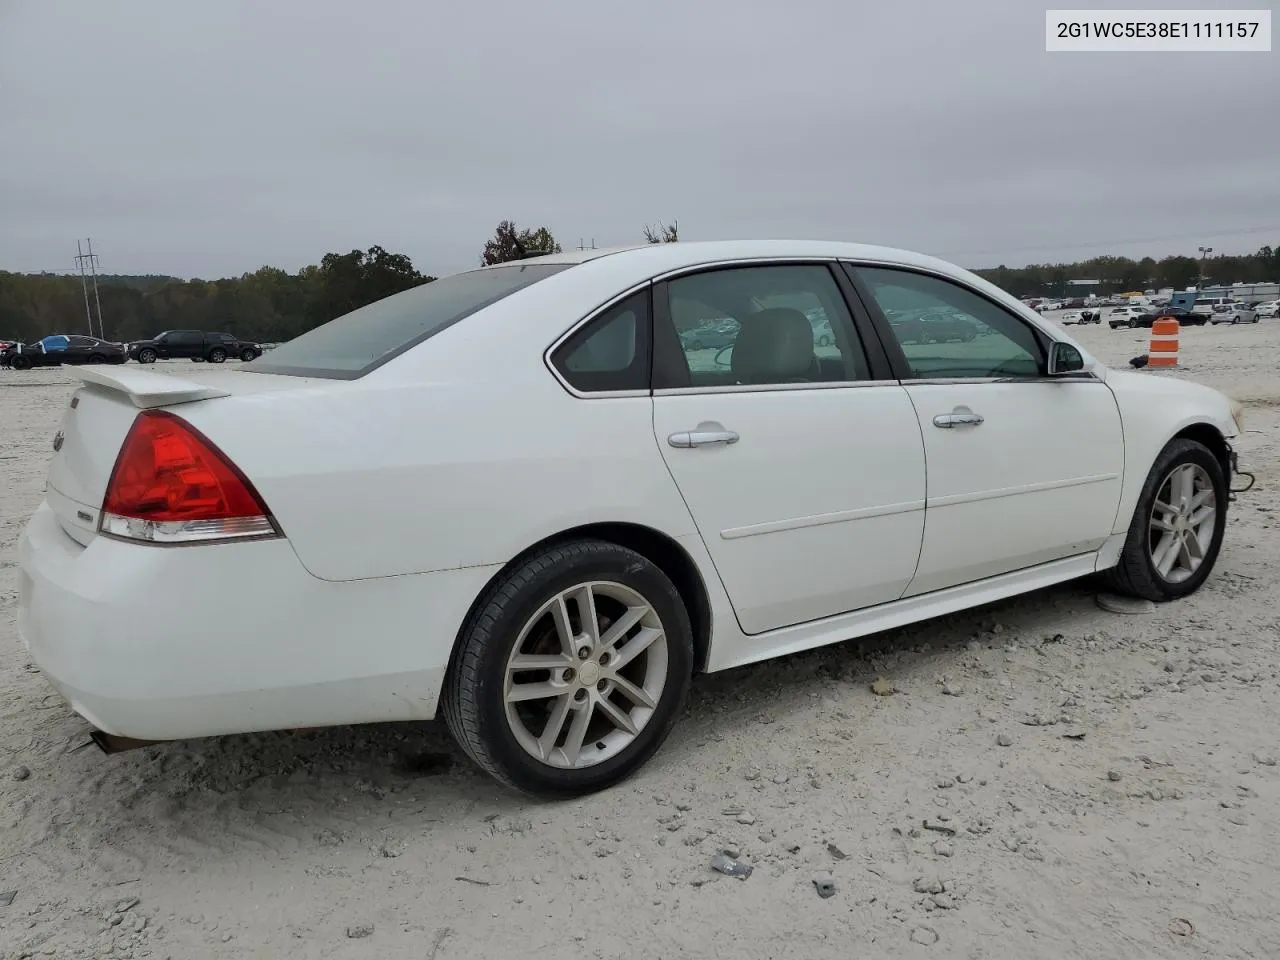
208 348 227 363
241 349 256 362
442 539 694 797
87 353 105 364
137 348 157 364
10 355 32 371
1103 438 1228 602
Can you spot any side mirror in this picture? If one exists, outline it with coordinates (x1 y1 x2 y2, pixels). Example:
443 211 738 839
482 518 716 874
1047 341 1085 376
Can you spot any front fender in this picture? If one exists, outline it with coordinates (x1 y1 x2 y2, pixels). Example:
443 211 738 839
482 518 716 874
1104 368 1239 534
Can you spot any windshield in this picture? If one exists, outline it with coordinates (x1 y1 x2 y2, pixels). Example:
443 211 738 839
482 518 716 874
246 262 571 379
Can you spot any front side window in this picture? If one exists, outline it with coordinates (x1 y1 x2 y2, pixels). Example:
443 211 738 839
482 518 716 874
549 289 651 393
854 266 1045 379
249 262 572 379
657 264 869 389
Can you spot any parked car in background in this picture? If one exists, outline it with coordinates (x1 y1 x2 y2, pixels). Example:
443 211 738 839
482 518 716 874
2 334 127 370
128 330 263 364
1107 306 1149 328
1128 307 1207 329
1254 300 1279 318
1214 305 1259 325
1060 310 1101 325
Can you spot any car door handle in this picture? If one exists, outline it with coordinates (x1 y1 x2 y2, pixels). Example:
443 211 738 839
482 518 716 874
668 429 740 448
933 412 984 428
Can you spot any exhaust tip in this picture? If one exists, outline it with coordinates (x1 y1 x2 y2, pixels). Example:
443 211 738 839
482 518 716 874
89 730 165 754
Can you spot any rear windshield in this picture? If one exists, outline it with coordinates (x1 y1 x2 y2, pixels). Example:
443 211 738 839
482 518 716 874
246 262 571 379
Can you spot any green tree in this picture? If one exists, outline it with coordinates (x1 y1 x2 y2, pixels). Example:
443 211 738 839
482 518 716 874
481 220 562 266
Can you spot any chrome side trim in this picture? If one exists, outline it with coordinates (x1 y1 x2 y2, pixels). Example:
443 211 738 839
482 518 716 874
904 375 1103 386
928 473 1120 509
654 379 901 397
721 498 926 540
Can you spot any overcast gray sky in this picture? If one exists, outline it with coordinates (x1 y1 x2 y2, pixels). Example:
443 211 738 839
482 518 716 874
1 0 1277 278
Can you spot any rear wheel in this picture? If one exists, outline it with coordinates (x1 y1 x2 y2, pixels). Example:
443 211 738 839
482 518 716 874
87 353 105 364
442 539 694 797
208 347 227 363
1103 438 1227 602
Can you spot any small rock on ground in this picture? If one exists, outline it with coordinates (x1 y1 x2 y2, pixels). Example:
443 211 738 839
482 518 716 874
996 733 1014 747
1096 593 1156 615
346 924 374 939
910 925 940 945
870 677 897 697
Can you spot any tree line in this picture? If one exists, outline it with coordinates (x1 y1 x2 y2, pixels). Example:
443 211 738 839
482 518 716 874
2 220 1273 345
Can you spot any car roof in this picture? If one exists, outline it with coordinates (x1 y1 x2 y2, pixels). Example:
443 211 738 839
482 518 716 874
497 239 974 275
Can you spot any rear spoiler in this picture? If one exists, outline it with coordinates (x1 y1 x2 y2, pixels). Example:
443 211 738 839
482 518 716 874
77 366 232 409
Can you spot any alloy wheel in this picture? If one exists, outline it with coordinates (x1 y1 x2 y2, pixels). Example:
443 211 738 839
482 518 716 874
1147 463 1216 584
503 581 668 769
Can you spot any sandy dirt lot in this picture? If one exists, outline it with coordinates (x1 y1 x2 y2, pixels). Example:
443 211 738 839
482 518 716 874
2 320 1278 960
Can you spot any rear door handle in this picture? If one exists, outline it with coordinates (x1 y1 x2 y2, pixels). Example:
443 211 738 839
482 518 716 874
668 428 740 448
933 412 984 428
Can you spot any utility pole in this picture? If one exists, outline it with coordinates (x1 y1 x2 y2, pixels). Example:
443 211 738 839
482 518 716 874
74 240 96 337
1197 245 1213 292
87 238 105 340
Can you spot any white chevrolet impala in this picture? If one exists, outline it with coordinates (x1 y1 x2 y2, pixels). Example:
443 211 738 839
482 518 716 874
18 241 1248 796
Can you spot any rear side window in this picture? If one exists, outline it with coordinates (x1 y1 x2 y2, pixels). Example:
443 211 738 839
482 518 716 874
248 263 571 379
550 289 651 393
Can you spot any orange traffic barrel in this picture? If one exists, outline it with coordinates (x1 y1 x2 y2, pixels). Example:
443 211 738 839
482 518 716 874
1147 316 1179 367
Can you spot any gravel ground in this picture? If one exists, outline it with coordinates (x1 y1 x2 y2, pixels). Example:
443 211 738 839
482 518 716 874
2 320 1278 959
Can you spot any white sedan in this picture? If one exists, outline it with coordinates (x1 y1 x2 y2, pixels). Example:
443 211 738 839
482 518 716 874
18 240 1247 797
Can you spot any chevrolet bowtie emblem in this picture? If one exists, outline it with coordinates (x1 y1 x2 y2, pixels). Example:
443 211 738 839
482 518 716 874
52 430 64 452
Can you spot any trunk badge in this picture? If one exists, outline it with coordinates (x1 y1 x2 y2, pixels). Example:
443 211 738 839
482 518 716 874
52 430 64 451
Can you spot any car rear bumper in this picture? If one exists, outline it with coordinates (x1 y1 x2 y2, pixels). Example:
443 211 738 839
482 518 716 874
17 501 500 741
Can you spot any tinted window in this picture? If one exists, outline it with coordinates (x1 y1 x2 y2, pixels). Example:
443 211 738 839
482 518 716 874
550 289 651 393
168 331 203 345
657 264 869 389
249 263 571 379
856 267 1045 379
69 336 96 347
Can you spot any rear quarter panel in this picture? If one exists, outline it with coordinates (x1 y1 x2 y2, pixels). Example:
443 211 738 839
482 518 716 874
1103 369 1238 534
179 373 696 582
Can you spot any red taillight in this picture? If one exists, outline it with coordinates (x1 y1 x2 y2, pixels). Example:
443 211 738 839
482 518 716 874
99 410 279 544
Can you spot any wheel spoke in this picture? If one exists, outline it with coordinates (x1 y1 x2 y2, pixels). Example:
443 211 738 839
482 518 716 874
1153 497 1177 517
610 626 663 672
1189 488 1215 511
595 695 639 736
1183 529 1205 561
598 603 649 654
508 654 574 673
507 681 562 703
610 674 657 710
1188 504 1216 531
569 584 601 648
550 596 577 657
559 703 593 766
1173 465 1195 505
1150 514 1176 533
536 695 573 760
1153 532 1181 577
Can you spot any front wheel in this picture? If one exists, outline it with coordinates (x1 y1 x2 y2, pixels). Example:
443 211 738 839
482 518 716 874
10 355 32 371
137 348 157 364
241 349 257 362
442 539 694 797
1103 438 1228 602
